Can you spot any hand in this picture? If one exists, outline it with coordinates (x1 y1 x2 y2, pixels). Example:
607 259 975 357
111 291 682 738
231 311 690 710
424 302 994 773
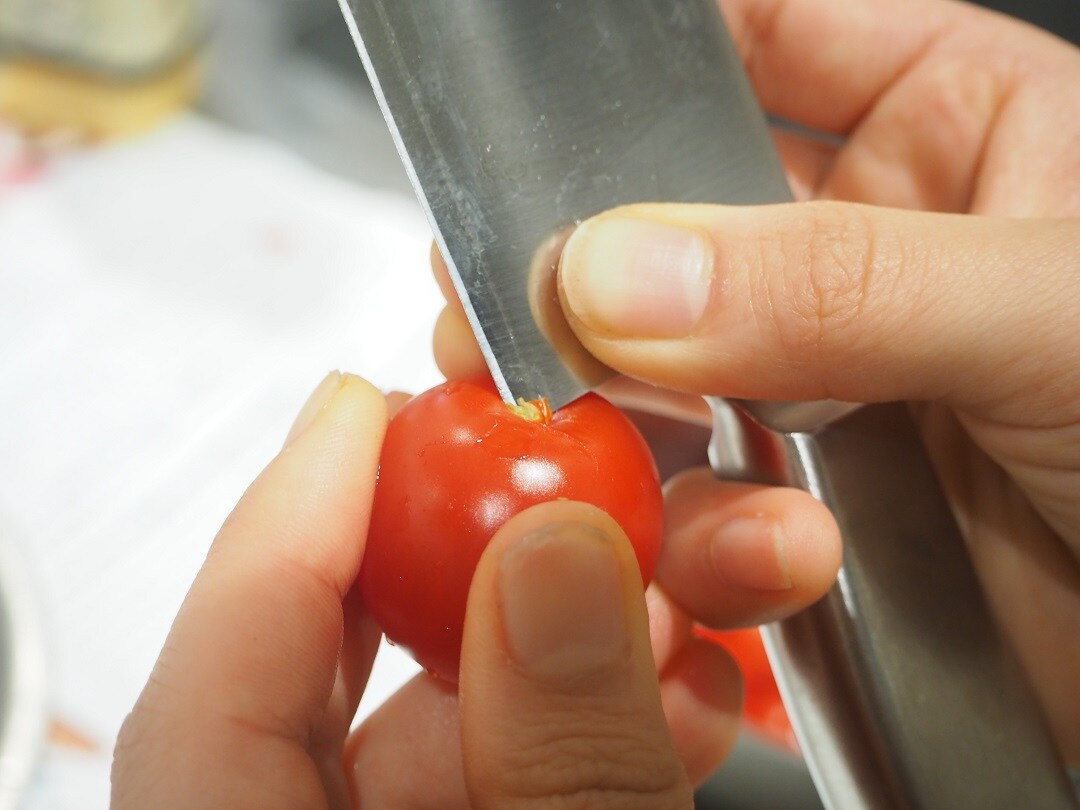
113 373 750 808
433 0 1080 764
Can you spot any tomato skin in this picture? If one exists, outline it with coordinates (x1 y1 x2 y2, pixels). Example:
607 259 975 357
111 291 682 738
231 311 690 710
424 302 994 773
360 377 664 682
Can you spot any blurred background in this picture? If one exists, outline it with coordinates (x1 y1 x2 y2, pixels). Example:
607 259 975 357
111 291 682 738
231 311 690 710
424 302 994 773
0 1 1076 809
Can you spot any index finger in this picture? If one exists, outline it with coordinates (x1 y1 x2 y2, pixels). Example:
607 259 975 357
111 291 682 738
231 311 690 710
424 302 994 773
721 0 1018 135
113 374 387 805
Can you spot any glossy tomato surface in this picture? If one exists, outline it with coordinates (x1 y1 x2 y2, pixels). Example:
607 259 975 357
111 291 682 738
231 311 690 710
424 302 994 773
360 377 664 682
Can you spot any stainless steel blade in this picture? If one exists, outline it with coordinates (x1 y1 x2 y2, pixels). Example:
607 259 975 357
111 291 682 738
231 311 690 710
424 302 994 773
338 0 789 409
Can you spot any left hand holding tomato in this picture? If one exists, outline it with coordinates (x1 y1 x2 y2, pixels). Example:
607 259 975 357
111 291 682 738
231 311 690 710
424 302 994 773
112 372 737 808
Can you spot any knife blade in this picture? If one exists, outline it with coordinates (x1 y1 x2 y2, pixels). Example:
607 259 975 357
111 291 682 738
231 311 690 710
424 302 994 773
338 0 789 409
338 2 1076 808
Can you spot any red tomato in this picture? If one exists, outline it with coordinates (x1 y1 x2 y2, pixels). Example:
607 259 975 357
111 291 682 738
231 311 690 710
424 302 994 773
360 377 664 682
696 626 798 754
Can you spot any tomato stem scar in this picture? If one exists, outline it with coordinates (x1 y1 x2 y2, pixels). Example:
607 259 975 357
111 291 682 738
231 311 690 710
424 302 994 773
508 396 553 424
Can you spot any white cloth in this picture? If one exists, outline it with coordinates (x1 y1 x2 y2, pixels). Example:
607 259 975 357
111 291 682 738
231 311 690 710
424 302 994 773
0 115 438 808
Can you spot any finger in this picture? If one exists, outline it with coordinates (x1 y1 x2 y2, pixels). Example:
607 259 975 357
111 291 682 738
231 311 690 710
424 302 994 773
342 601 696 807
658 469 841 627
721 0 1018 136
307 587 381 807
112 372 387 808
346 674 472 809
433 305 488 380
313 385 410 791
344 585 729 806
772 126 837 202
658 640 743 785
817 37 1080 215
646 583 695 673
915 405 1080 763
431 241 467 315
459 501 693 809
557 203 1080 425
430 242 487 380
724 0 1080 214
385 389 413 418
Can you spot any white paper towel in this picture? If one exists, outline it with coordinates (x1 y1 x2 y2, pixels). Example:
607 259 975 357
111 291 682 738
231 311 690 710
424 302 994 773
0 115 440 808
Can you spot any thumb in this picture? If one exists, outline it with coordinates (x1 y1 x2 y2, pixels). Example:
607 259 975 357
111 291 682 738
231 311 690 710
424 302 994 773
558 202 1078 423
459 501 693 810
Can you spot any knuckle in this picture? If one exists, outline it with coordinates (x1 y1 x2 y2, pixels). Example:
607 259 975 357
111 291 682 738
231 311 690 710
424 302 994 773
481 709 690 809
764 204 895 358
909 59 1002 155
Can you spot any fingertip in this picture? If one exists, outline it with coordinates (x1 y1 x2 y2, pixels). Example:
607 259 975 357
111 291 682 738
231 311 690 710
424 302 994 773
433 306 488 380
466 501 645 687
646 583 694 673
480 501 630 564
496 521 631 684
460 501 692 805
559 208 716 341
430 242 466 315
776 494 843 603
706 491 841 598
339 373 389 425
660 470 842 627
299 373 387 490
383 390 412 419
284 371 346 447
285 372 387 456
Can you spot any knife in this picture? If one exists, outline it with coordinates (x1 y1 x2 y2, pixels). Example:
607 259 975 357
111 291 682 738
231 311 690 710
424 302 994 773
337 1 1076 807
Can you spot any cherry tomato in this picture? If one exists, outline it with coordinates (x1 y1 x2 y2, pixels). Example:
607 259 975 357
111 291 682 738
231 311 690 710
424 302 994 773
696 626 798 754
360 377 664 682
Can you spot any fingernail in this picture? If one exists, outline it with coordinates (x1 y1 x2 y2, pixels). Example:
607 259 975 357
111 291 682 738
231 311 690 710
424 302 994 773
284 371 344 447
709 516 793 591
499 522 629 682
561 216 714 338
